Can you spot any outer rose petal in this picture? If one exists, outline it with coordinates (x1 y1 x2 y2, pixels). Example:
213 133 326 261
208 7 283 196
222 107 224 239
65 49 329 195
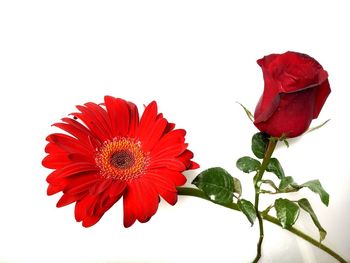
254 88 316 138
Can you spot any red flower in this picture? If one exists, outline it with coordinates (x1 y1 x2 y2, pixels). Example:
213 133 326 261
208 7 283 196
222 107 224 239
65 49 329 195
254 51 331 138
43 96 199 227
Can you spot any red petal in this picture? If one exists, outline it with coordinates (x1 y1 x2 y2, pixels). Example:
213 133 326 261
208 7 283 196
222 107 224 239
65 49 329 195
143 172 177 205
46 162 97 183
46 133 92 156
108 180 127 197
152 129 186 153
64 176 100 195
136 101 158 139
45 142 66 154
188 161 200 170
141 117 168 152
313 79 331 119
42 153 72 169
148 168 187 186
104 96 130 137
75 195 96 222
53 122 95 148
73 109 110 142
177 150 196 170
85 102 113 133
164 122 176 134
57 192 86 207
123 180 159 227
151 143 188 160
127 101 139 137
43 153 93 169
148 158 186 171
89 179 113 195
47 183 63 195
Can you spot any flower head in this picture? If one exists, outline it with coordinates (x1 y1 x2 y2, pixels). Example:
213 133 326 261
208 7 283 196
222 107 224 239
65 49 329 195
254 51 331 138
43 96 199 227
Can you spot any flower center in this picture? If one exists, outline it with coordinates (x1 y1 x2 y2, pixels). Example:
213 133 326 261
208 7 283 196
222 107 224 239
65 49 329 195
110 150 135 169
95 138 148 181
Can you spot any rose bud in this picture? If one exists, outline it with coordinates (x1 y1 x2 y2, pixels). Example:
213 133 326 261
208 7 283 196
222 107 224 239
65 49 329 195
253 51 331 138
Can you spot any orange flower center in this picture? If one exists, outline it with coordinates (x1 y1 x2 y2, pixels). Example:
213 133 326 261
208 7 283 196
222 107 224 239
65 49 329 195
95 138 148 181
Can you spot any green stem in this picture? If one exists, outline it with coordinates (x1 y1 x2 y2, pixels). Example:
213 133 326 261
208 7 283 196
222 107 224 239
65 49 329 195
252 138 278 263
177 187 347 263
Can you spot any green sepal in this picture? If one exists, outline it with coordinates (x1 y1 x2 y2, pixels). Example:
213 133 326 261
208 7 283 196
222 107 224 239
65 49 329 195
236 156 261 173
237 102 254 122
238 199 257 226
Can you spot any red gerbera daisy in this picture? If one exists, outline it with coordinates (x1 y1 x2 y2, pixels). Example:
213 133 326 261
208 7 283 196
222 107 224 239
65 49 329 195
42 96 199 228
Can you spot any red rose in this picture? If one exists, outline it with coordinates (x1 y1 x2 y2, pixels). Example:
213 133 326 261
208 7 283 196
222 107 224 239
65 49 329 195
253 51 331 138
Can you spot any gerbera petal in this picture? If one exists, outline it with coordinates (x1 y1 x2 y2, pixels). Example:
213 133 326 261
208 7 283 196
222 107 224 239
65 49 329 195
75 195 96 222
75 104 113 141
177 150 198 170
104 96 130 137
43 153 93 169
141 117 168 152
108 180 127 198
42 153 72 168
152 129 186 153
57 192 86 208
73 109 110 142
60 117 101 148
53 121 95 148
64 176 100 195
151 143 188 160
46 162 97 183
127 102 139 137
46 133 92 156
85 102 113 135
45 142 66 154
164 122 176 134
148 158 186 171
147 168 187 186
123 180 159 227
47 183 64 195
143 173 178 205
136 101 158 139
89 179 113 195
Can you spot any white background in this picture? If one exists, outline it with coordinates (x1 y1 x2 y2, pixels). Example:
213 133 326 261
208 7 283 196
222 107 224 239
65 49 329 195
1 1 349 262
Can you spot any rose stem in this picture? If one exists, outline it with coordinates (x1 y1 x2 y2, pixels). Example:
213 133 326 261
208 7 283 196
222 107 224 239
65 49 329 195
252 138 277 262
177 186 347 263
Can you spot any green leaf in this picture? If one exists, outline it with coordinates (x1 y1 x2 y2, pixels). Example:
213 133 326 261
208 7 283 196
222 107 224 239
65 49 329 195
232 177 242 197
275 198 300 228
251 132 269 159
238 199 257 226
236 156 261 173
298 198 327 241
301 180 329 206
237 102 254 122
266 158 285 179
279 176 299 191
192 167 234 205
